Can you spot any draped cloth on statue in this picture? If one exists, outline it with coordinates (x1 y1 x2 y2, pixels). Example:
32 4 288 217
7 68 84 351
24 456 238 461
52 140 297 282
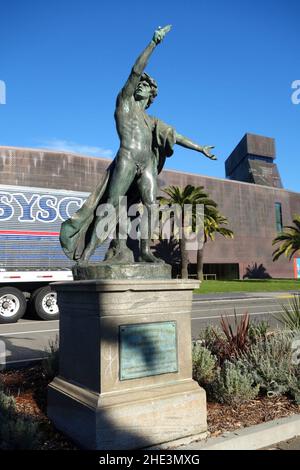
59 116 176 261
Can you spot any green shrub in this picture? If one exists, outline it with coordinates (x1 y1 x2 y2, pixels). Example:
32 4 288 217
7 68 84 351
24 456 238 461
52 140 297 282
192 343 217 385
0 388 15 417
0 389 42 449
42 336 59 379
248 320 269 342
239 332 296 397
212 360 259 405
288 371 300 404
198 325 222 350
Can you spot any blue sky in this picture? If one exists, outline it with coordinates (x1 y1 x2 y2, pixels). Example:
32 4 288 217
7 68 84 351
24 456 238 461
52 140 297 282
1 0 299 191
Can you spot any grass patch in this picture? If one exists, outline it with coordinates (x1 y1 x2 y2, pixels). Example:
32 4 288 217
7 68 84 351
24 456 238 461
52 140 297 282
194 279 300 294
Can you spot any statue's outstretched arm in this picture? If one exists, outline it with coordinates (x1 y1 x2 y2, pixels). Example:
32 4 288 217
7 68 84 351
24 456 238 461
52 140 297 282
119 25 172 99
175 133 217 160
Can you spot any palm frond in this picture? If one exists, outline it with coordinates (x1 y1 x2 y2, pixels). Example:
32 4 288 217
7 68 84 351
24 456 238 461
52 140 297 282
272 216 300 261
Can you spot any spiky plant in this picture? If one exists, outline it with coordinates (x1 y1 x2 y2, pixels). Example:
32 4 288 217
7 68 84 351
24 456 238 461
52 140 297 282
209 312 250 364
277 295 300 331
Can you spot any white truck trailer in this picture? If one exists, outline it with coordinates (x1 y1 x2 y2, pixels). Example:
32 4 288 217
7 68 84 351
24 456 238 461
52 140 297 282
0 183 106 323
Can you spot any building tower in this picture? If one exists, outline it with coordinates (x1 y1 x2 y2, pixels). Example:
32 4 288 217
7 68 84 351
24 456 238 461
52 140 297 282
225 133 283 188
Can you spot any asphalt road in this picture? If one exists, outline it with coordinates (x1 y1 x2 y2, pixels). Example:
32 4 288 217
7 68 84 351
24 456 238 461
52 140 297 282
266 436 300 450
0 318 59 368
191 292 292 339
0 292 295 368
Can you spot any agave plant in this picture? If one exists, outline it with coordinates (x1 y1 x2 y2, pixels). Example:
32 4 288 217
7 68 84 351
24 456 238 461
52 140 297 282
277 295 300 331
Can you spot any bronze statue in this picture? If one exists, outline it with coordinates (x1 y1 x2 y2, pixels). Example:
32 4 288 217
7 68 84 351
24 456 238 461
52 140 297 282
60 25 216 264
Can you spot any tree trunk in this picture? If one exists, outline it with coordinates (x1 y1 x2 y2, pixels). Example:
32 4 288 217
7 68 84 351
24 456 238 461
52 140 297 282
196 245 204 280
180 235 189 279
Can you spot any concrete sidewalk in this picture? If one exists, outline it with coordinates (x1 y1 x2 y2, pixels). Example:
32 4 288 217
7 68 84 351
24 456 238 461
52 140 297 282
157 414 300 451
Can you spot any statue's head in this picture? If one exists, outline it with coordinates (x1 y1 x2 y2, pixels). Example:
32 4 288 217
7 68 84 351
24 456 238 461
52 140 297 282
134 73 158 108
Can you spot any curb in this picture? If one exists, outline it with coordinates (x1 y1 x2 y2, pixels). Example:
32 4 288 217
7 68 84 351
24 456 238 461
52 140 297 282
174 414 300 450
192 291 299 302
147 432 209 451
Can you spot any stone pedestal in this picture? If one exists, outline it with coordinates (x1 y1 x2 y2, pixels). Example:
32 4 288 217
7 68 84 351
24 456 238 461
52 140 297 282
48 279 207 450
72 262 172 281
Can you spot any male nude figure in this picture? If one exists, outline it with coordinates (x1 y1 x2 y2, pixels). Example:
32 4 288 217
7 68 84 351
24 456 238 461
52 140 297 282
63 25 216 263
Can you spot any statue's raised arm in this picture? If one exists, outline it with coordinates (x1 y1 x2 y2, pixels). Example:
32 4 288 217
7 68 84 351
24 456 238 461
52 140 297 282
119 25 172 100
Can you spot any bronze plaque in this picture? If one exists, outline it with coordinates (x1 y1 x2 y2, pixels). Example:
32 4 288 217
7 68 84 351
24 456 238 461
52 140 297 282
119 321 178 380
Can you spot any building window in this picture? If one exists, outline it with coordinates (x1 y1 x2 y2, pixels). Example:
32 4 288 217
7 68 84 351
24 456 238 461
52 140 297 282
275 202 283 233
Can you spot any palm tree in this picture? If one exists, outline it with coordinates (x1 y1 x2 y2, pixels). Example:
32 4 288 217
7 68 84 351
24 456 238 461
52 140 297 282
272 215 300 261
197 206 234 280
159 185 234 280
159 185 216 279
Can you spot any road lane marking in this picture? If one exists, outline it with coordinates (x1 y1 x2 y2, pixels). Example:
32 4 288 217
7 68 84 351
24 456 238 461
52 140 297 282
192 303 283 313
193 296 286 304
193 297 280 304
191 309 284 320
0 328 59 336
0 320 58 332
18 320 59 325
5 356 48 365
276 295 296 299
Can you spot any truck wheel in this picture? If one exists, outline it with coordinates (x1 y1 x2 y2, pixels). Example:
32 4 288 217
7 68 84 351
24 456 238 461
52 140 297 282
30 286 59 321
0 287 27 324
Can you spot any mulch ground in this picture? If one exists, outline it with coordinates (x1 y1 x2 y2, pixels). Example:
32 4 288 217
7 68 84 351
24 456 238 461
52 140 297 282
1 365 299 449
207 398 300 437
0 365 76 450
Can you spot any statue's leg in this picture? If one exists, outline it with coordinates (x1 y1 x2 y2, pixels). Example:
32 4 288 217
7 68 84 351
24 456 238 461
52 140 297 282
137 164 164 263
104 235 134 263
80 158 136 262
103 238 119 261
